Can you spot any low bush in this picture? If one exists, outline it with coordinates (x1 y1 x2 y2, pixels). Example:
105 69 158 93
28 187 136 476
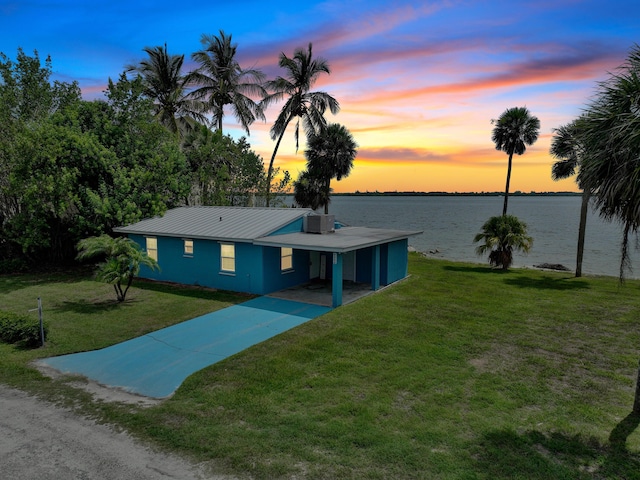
0 257 29 274
0 310 46 347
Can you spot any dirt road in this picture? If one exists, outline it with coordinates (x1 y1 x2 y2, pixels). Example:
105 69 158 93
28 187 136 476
0 385 231 479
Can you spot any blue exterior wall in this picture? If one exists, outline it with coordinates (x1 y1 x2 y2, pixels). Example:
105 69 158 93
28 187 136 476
128 229 409 296
261 246 310 292
355 247 373 283
130 233 312 295
270 218 305 235
384 239 409 285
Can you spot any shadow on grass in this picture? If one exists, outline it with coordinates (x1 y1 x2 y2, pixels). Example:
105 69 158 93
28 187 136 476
474 422 640 480
442 265 509 275
609 412 640 452
443 265 590 292
134 278 252 303
55 298 135 314
503 275 590 291
0 266 95 294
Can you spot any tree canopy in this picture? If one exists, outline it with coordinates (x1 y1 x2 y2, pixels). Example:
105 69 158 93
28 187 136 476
1 50 261 267
576 44 640 279
262 43 339 205
294 123 357 213
188 31 267 135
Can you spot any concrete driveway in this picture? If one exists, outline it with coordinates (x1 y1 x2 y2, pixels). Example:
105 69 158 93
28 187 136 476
39 297 331 398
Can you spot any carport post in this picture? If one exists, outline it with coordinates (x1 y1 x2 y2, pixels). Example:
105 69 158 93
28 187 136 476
332 252 343 308
371 245 380 291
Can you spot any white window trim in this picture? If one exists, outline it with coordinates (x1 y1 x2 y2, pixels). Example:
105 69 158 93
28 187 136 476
183 239 194 257
220 242 236 273
281 247 294 272
146 237 158 261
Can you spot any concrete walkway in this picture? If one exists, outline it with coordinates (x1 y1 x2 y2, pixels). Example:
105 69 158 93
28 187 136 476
39 297 331 399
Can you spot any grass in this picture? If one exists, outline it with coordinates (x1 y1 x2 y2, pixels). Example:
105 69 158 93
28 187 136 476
2 255 640 479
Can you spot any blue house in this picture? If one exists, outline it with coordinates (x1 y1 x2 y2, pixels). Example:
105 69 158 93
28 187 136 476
114 206 421 307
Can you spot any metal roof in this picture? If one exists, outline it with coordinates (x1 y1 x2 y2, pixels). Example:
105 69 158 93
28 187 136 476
254 226 423 253
113 206 313 242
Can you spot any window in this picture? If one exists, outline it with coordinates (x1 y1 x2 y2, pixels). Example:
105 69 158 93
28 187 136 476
146 237 157 261
220 243 235 272
281 247 293 271
184 239 193 256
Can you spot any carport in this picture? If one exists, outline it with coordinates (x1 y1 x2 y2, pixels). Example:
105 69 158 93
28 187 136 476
255 226 421 307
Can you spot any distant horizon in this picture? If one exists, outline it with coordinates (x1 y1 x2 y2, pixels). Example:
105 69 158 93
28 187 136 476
292 190 583 196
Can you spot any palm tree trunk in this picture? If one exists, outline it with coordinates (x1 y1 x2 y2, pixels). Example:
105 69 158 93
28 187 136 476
266 117 292 207
502 151 514 216
575 189 590 277
324 178 331 214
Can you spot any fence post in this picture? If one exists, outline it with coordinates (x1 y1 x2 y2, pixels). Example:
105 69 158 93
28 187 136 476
38 297 44 347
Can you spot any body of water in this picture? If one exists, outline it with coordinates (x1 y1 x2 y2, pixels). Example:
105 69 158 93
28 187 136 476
290 195 640 279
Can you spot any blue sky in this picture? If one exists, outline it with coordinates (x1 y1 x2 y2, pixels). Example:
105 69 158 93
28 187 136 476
2 0 638 192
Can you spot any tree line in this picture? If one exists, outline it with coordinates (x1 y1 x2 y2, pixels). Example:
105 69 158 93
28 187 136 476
0 34 357 270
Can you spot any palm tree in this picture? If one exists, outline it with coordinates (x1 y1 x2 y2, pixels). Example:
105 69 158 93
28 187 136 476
76 234 159 302
293 169 329 211
304 123 357 213
578 44 640 282
577 44 640 414
188 31 267 135
473 215 533 270
550 119 590 277
263 43 340 206
491 107 540 215
128 44 205 136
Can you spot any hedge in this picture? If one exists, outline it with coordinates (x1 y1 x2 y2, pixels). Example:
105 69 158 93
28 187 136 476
0 310 46 347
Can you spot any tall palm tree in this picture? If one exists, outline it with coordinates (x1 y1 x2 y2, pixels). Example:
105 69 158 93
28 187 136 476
128 44 205 136
263 43 340 206
550 119 590 277
491 106 540 215
304 123 357 214
188 31 267 135
577 43 640 415
473 215 533 270
578 44 640 282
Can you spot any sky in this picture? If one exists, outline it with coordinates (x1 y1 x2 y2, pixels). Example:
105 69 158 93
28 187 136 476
1 0 639 193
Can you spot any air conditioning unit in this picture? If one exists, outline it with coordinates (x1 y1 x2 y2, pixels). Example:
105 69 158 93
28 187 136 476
304 214 335 234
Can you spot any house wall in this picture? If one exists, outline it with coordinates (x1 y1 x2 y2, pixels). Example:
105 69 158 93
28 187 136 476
261 246 310 292
270 218 305 235
129 234 312 295
382 239 409 285
356 247 374 283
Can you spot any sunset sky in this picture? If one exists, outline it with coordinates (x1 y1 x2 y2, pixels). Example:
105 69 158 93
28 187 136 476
2 0 638 193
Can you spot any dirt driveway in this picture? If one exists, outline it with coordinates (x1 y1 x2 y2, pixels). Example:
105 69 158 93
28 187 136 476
0 385 233 479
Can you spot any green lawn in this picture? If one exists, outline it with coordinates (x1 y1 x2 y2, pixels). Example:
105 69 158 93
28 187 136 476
2 255 640 479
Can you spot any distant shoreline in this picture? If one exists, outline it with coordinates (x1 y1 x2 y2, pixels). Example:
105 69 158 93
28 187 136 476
330 191 582 197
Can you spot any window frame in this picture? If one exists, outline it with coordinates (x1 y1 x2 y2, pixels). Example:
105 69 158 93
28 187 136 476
183 239 194 257
220 242 236 273
145 237 158 261
281 247 293 272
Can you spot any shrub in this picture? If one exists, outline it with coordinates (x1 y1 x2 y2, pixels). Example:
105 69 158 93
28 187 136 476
0 311 46 347
0 257 29 274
